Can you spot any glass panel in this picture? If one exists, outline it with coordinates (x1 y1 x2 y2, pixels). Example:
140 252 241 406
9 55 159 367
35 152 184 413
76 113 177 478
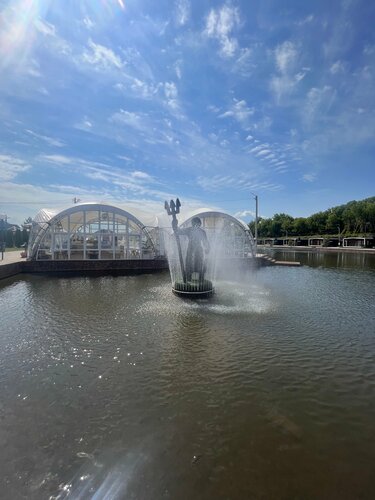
37 229 52 260
86 233 99 250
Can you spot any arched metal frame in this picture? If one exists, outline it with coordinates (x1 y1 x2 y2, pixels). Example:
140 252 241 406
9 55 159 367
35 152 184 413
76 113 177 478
180 211 256 258
29 204 157 261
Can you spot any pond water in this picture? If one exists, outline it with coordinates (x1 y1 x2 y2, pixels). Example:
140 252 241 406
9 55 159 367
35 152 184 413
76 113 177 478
0 255 374 499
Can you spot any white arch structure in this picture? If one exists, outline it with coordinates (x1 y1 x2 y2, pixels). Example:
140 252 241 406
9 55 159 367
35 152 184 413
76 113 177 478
28 203 158 261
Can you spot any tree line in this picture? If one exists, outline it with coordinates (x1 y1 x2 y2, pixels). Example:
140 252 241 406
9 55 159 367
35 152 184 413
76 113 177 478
248 197 375 238
0 217 32 249
0 228 29 249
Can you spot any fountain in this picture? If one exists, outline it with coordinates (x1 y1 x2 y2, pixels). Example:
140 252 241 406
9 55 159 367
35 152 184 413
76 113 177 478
164 199 214 298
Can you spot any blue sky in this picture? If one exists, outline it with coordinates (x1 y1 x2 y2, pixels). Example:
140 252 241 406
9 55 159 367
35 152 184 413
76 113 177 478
0 0 374 225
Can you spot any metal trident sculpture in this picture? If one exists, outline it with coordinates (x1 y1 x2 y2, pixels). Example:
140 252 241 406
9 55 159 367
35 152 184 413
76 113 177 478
164 198 187 283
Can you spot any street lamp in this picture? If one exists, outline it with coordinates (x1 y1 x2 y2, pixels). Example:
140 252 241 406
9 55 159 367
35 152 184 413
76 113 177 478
337 226 341 246
282 229 288 245
251 192 258 254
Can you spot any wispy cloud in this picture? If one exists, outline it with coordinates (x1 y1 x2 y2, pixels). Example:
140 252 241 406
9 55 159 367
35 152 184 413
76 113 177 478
302 173 317 182
83 17 95 30
25 129 65 147
219 99 254 124
0 155 31 181
34 19 56 37
197 173 282 193
234 209 255 219
270 41 306 102
204 5 240 58
330 60 346 74
34 18 72 55
296 14 314 26
304 85 336 123
109 109 146 130
38 154 172 200
82 39 123 70
175 0 190 26
275 41 298 74
164 81 180 110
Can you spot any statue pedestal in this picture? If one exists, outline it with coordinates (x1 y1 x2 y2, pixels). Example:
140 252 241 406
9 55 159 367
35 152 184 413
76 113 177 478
172 278 214 298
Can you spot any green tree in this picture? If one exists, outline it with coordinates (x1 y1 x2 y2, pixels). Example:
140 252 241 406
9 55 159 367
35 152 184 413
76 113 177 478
293 217 308 235
307 212 327 235
14 229 23 247
6 230 14 248
326 211 341 234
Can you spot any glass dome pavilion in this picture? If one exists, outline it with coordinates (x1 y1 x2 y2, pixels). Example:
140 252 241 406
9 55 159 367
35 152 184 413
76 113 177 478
27 203 255 261
27 203 161 261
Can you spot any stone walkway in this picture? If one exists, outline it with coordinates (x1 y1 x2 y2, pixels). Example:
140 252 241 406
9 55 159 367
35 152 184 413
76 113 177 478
0 251 24 266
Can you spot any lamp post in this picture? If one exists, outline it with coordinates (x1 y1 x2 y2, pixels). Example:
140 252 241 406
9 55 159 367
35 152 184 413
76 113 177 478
251 193 258 254
337 226 341 246
282 229 288 245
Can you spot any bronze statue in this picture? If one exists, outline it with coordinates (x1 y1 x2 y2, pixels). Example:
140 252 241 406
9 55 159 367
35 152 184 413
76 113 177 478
174 217 210 281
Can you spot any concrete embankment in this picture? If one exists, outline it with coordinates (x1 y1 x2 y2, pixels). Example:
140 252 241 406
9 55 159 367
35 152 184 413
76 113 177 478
0 262 24 280
0 251 24 280
0 253 300 282
0 252 169 281
258 245 375 254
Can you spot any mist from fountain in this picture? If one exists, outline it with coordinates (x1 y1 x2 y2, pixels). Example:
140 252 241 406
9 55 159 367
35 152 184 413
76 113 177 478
163 215 255 297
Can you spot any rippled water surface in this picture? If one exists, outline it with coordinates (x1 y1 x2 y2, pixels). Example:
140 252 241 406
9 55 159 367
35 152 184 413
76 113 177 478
0 259 374 499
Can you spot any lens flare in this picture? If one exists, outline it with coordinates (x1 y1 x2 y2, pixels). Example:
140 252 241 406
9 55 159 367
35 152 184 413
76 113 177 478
0 0 42 71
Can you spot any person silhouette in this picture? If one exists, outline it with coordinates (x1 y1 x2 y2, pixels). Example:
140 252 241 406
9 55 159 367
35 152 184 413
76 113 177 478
174 217 210 281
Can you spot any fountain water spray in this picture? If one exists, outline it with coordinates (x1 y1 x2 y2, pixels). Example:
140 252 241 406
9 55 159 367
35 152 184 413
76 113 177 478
164 199 214 298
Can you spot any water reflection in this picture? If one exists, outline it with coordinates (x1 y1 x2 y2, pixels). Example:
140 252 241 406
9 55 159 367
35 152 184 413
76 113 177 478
265 247 375 269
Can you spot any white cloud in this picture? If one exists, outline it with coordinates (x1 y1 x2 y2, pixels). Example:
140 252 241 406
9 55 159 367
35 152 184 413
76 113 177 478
74 117 93 131
174 60 182 79
40 154 73 165
0 155 31 180
363 44 375 55
219 99 254 123
164 82 179 109
175 0 190 26
34 18 72 56
249 145 264 153
303 173 316 182
233 47 255 76
255 149 272 157
114 78 160 100
305 85 336 122
204 5 240 58
34 19 56 37
25 129 65 147
83 17 95 30
275 41 298 74
330 60 346 74
109 109 144 130
234 209 255 219
131 170 152 180
270 41 306 102
296 14 314 26
82 39 123 70
197 174 281 192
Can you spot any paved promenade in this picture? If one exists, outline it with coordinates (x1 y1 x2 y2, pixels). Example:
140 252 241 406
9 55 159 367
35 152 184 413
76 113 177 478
0 251 24 266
